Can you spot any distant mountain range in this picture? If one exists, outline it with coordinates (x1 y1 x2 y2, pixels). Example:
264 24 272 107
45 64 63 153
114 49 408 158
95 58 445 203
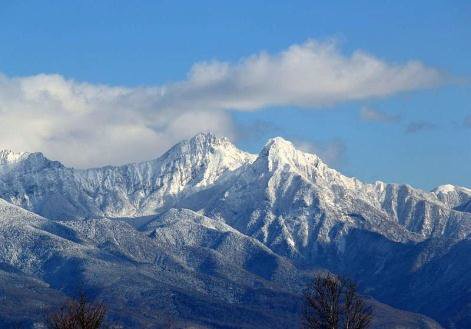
0 133 469 328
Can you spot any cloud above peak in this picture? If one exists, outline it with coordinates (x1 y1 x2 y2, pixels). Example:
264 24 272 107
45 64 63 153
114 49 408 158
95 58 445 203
162 40 443 111
0 40 444 167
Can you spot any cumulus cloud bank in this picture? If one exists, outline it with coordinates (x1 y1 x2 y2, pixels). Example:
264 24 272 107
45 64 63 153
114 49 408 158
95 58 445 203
0 40 444 167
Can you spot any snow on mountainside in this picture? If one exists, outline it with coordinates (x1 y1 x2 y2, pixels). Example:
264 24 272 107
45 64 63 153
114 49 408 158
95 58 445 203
0 198 87 274
433 184 471 212
0 132 470 249
0 132 469 328
139 208 301 285
74 132 256 217
199 136 471 258
0 200 445 329
0 133 255 219
0 149 29 166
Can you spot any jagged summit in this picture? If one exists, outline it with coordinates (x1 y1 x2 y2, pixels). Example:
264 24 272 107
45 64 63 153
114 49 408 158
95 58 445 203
170 131 220 154
433 184 471 195
162 131 253 163
0 150 63 175
259 136 323 172
263 136 296 150
433 184 457 194
432 184 471 211
188 131 220 145
0 149 30 164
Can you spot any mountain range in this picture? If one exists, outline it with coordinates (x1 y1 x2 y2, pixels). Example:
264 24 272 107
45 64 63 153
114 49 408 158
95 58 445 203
0 132 469 328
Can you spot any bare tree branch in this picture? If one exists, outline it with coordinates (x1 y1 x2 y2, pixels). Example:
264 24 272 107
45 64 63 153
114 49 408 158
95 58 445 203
47 292 107 329
302 274 373 329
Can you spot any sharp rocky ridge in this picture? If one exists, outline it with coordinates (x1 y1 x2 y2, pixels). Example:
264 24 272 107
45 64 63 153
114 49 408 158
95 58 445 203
0 132 470 328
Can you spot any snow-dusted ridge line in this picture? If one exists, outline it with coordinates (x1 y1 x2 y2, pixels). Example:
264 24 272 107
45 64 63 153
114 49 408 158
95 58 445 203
0 149 30 163
0 132 467 193
0 132 470 248
1 132 467 196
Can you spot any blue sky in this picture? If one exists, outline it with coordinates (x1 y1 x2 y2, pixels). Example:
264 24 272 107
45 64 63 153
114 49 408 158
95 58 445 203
0 1 470 189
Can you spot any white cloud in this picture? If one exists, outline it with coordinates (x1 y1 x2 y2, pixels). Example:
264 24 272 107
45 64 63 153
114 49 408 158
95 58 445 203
0 74 236 167
153 40 443 112
0 40 444 167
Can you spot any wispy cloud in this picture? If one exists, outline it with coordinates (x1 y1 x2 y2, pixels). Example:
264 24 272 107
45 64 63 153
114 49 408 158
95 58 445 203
0 39 444 167
405 121 437 134
295 139 347 167
360 107 401 124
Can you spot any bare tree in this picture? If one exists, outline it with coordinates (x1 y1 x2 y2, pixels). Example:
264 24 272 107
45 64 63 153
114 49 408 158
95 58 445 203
302 274 373 329
47 292 107 329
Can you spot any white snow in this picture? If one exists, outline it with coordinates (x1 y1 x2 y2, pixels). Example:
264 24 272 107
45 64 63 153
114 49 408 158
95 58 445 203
0 132 470 257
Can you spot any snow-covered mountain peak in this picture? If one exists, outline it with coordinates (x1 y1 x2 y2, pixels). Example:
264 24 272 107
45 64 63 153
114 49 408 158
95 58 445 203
188 131 219 145
432 184 471 211
171 132 239 156
163 132 253 164
262 137 303 156
156 132 256 189
433 184 471 195
264 136 295 149
258 136 323 173
0 150 63 175
0 149 30 165
255 136 365 194
433 184 455 193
